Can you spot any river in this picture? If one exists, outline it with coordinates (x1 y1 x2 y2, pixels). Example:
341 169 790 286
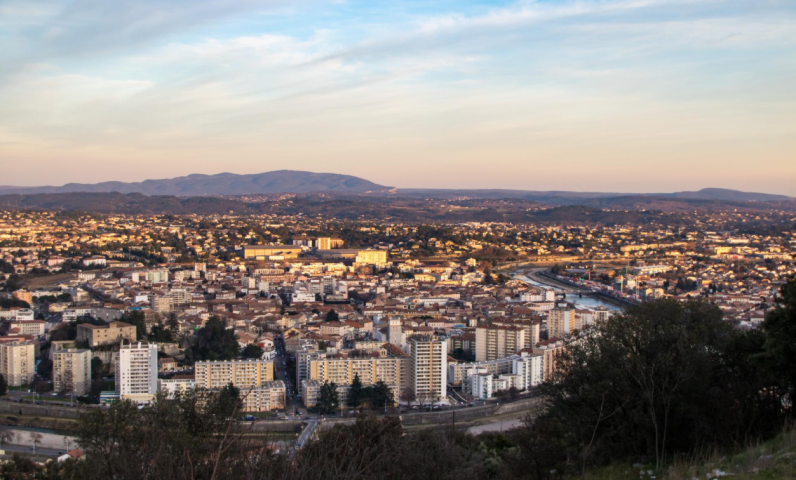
513 272 624 312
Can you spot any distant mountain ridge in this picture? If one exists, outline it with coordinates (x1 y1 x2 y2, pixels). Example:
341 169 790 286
0 171 791 203
0 170 390 196
394 187 794 203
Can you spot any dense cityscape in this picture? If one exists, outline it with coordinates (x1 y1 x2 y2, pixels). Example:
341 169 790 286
2 0 795 478
0 203 794 477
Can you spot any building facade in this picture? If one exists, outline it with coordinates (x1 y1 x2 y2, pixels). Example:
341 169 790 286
77 321 137 347
115 342 158 403
53 348 91 395
409 337 447 404
0 342 35 386
475 325 526 362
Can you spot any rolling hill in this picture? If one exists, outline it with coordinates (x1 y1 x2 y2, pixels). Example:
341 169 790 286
0 170 391 196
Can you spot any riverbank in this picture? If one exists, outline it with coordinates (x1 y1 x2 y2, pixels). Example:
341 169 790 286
514 269 628 310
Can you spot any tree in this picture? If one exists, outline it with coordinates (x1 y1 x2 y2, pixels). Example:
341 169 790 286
539 298 777 473
37 359 53 380
167 313 179 338
216 383 241 419
317 381 340 414
370 381 394 410
119 311 147 340
400 387 416 407
187 317 240 363
91 357 104 381
241 344 263 359
0 373 8 396
148 323 173 343
325 310 339 322
347 374 363 408
29 432 42 454
760 278 796 409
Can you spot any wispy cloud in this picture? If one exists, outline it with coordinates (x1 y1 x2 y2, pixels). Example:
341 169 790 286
0 0 794 193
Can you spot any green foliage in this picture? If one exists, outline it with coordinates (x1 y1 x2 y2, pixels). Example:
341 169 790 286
120 311 146 340
91 357 104 381
37 359 53 380
317 381 339 414
539 298 782 474
760 278 796 404
147 323 173 343
0 374 7 396
0 259 14 274
185 316 240 363
325 309 339 322
347 374 364 408
0 298 29 309
240 344 263 359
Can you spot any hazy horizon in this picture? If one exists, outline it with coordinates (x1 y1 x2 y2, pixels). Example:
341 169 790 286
1 0 794 194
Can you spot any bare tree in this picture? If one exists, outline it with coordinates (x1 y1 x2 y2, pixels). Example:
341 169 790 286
29 432 42 453
400 386 416 407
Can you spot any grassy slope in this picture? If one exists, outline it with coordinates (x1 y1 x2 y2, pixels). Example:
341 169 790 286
580 428 796 480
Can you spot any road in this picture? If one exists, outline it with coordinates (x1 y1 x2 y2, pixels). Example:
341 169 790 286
295 419 320 450
273 337 304 418
467 418 524 435
0 443 63 457
521 268 589 293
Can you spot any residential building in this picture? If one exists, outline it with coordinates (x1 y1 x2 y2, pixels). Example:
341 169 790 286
548 308 575 338
115 342 158 403
53 348 91 395
475 325 526 362
8 320 45 336
409 337 447 404
159 376 196 398
194 359 275 390
77 321 137 347
0 342 35 386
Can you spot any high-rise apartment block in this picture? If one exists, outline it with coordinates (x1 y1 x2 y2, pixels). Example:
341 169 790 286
194 359 283 412
115 342 158 403
409 337 447 404
548 308 575 338
194 359 275 390
53 348 91 395
475 325 526 362
0 342 36 386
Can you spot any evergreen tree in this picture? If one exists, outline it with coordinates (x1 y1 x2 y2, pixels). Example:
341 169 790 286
317 381 339 414
241 344 264 359
347 374 363 408
325 310 339 322
187 317 240 363
371 381 394 410
0 374 7 396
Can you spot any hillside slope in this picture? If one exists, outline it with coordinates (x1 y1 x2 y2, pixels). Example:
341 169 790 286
0 170 390 196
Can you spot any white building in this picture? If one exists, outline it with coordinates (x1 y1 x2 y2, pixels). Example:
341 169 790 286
53 348 91 396
159 376 196 398
409 337 447 404
0 342 36 386
115 342 158 403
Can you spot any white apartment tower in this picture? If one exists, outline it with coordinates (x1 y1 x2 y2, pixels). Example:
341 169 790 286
548 308 575 339
475 325 526 362
409 337 447 404
0 342 36 386
53 348 91 396
115 342 158 403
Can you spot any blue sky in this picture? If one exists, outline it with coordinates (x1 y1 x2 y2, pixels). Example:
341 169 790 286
1 0 794 193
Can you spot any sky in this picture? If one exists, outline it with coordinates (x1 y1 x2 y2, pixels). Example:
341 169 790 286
0 0 795 194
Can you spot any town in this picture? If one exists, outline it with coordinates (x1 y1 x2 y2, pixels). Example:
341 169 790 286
0 207 792 434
